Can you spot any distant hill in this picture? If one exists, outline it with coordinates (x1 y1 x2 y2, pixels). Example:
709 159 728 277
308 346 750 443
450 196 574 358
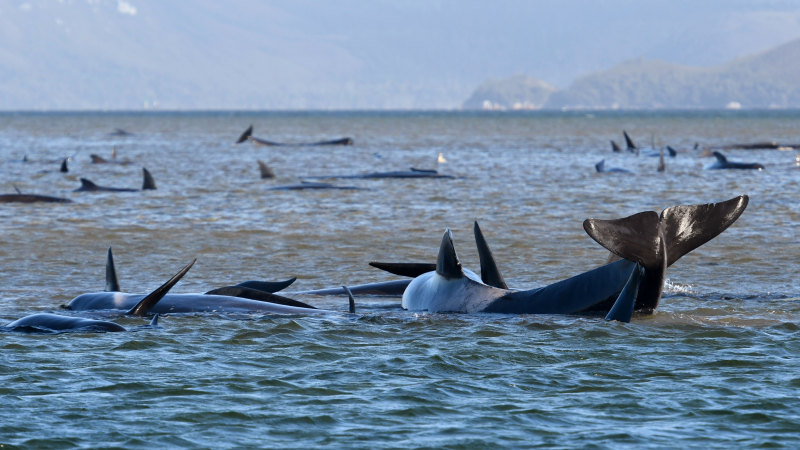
462 75 557 110
464 38 800 110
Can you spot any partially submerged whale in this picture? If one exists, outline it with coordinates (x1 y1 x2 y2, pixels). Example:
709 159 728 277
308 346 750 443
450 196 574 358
0 186 72 204
707 151 765 170
392 196 748 322
4 259 196 333
238 125 353 146
74 168 156 192
595 159 632 173
305 168 454 180
102 247 309 309
2 313 160 334
66 249 329 314
267 181 367 191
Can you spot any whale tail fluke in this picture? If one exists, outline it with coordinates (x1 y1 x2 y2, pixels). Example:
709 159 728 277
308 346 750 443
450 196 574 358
584 195 748 313
584 195 748 270
142 168 156 190
473 221 507 289
106 247 120 292
126 259 196 316
236 125 253 144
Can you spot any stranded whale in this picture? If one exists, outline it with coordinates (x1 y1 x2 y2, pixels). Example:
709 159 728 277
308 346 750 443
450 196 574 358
74 168 156 192
4 258 196 333
394 196 748 322
237 125 353 146
707 151 765 170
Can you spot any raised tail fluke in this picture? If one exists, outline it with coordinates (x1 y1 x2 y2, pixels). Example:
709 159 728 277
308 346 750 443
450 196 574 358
660 195 749 266
583 195 748 313
126 259 196 316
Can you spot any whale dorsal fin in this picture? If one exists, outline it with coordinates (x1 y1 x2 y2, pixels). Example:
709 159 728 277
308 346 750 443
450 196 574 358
60 158 69 173
13 184 22 194
90 154 107 163
258 160 275 179
126 259 195 316
79 178 99 190
623 130 637 151
236 125 253 144
149 314 159 327
142 168 156 190
595 160 606 172
436 229 464 279
105 247 120 292
473 221 507 289
659 195 748 267
666 146 677 157
712 151 728 163
611 140 622 152
657 147 665 172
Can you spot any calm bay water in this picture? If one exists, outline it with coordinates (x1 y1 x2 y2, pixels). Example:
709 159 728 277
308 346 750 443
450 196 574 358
1 111 799 448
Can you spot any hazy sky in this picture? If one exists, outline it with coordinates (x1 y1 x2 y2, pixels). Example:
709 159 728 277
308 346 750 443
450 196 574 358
2 0 800 109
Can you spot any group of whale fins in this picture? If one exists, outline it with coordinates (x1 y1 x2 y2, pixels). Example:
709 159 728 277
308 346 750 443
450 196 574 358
4 195 749 333
596 130 770 173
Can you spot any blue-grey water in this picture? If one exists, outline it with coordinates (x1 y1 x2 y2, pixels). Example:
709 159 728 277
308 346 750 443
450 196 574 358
1 111 799 448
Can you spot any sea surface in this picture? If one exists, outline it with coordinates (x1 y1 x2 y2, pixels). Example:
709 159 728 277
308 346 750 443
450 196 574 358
1 110 799 448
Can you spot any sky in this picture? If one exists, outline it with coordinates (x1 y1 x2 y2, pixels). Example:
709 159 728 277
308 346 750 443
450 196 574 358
2 0 800 109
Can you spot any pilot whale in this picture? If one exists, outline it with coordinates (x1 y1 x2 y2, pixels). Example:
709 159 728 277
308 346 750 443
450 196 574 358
237 125 353 146
100 247 311 309
4 258 196 333
2 313 160 333
305 168 454 180
0 187 72 204
396 196 748 322
707 151 765 170
74 168 156 192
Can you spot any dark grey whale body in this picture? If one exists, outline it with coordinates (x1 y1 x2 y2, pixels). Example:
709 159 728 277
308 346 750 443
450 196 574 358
0 193 72 204
386 196 748 322
306 168 454 180
2 313 162 333
707 152 765 170
74 168 156 192
237 125 353 146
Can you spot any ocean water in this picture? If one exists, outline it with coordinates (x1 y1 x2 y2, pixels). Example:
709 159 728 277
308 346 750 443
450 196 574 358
1 110 799 448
